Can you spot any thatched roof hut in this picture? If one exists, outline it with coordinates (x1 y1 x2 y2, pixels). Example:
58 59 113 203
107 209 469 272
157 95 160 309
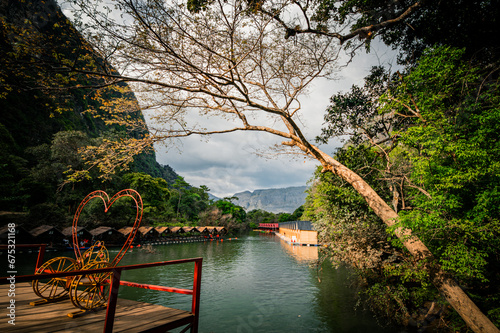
196 226 209 234
155 226 170 237
204 226 216 234
214 226 227 235
138 226 159 240
118 226 138 238
169 226 184 234
30 225 64 244
0 225 33 244
61 226 92 242
90 227 124 244
182 226 197 233
204 226 227 235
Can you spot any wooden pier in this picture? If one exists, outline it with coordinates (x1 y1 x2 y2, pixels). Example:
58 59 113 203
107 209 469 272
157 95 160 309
1 282 194 332
0 245 202 333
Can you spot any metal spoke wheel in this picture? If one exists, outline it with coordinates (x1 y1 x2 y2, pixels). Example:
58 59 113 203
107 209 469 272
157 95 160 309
32 257 77 301
70 261 112 310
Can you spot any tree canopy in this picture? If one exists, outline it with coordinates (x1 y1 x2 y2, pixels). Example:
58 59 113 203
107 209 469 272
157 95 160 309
55 0 499 330
306 45 500 329
3 0 499 331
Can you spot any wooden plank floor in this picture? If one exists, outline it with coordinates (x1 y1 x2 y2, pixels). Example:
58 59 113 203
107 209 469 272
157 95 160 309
1 282 194 332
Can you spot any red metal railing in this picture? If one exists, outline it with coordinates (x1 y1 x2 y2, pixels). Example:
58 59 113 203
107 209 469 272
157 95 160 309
258 223 279 229
0 244 202 333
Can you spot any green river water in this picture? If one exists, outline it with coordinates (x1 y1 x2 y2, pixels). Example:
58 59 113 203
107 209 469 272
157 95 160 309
14 232 406 332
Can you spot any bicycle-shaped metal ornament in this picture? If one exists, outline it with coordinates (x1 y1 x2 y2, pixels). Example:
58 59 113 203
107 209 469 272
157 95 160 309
31 189 143 311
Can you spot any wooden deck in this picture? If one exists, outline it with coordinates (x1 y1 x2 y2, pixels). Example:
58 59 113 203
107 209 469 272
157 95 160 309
1 282 194 332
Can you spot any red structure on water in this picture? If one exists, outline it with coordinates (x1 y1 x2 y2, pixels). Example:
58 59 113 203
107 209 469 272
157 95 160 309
258 223 279 230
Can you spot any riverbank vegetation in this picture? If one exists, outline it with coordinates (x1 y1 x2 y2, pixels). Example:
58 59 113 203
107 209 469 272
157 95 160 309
304 44 500 331
291 1 500 330
0 0 300 231
1 0 499 331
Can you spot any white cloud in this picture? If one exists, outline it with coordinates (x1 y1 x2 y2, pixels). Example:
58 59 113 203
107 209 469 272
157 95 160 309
153 42 399 198
57 0 398 198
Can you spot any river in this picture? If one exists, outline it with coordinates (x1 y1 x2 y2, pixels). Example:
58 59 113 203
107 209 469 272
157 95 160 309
14 232 405 332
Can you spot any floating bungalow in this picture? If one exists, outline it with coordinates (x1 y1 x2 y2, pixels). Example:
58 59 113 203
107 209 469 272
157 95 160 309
0 224 33 244
138 226 159 241
0 225 34 244
30 225 64 245
61 226 92 243
169 226 184 235
155 226 171 238
204 226 227 235
118 226 141 243
277 221 318 246
204 226 215 234
196 226 209 235
182 226 199 234
214 226 227 235
90 226 124 245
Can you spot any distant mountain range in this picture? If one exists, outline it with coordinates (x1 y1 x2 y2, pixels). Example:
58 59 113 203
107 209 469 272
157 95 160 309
231 186 308 213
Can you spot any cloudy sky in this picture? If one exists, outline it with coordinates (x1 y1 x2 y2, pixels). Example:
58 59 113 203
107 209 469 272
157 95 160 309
152 44 399 198
59 1 400 199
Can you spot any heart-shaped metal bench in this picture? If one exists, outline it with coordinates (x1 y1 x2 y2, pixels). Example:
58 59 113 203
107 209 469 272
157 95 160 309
32 189 143 311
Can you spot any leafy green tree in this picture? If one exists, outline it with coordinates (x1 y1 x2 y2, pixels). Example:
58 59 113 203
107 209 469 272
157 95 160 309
381 46 500 324
310 45 500 329
33 0 498 329
291 206 304 220
276 207 304 222
277 213 291 222
0 124 29 210
170 176 190 219
122 172 171 220
21 131 97 217
215 198 247 224
246 209 277 225
166 177 211 222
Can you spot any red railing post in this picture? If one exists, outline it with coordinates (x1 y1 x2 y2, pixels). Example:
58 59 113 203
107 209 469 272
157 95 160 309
35 244 46 269
103 268 122 333
191 258 202 333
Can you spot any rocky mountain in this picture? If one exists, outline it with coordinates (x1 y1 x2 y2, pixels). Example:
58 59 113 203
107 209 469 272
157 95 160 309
233 186 308 213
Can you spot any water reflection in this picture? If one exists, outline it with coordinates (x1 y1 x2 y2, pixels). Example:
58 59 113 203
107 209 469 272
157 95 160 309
277 238 319 262
10 233 405 332
273 235 403 333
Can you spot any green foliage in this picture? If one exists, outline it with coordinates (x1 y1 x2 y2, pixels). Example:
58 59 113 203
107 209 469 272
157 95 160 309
310 0 500 62
277 213 291 222
122 172 171 219
215 198 246 223
318 66 396 146
27 202 69 228
168 176 209 222
384 46 500 287
245 209 277 224
76 195 139 229
308 45 500 328
304 150 435 325
0 1 181 228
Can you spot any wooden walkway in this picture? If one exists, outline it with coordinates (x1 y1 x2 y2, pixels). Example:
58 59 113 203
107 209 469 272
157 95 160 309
1 282 194 332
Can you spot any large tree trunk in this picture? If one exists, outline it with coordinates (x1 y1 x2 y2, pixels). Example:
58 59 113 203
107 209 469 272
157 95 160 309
320 153 499 332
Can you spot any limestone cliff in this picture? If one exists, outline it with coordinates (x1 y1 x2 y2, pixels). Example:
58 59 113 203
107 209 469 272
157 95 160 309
233 186 307 213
